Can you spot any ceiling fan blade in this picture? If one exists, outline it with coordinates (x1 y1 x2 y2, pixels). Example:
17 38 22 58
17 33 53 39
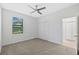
37 11 42 14
28 5 36 10
35 5 38 9
31 10 36 13
38 7 46 10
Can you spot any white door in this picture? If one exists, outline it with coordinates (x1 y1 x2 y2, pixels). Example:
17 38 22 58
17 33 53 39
72 21 77 40
64 21 77 40
63 17 77 49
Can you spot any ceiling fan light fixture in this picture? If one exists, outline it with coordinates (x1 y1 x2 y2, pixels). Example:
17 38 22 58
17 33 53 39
28 5 46 15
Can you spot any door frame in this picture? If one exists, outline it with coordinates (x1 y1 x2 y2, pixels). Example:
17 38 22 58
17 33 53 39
62 16 78 50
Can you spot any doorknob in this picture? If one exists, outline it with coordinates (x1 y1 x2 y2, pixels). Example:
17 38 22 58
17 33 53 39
74 35 78 37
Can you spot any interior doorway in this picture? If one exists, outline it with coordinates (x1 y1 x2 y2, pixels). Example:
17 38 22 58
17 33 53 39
62 17 77 49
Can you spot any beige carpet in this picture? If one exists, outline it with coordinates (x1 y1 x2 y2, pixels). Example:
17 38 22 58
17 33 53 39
0 38 77 55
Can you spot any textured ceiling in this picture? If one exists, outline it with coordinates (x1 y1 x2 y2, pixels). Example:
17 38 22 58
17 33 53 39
1 3 77 18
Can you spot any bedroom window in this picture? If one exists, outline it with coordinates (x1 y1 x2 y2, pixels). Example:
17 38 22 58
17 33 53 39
12 16 23 34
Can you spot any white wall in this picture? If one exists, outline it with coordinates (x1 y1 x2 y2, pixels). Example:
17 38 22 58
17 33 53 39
38 4 79 44
2 9 38 46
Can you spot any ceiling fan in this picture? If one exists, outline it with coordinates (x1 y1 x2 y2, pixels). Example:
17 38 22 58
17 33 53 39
28 5 46 15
